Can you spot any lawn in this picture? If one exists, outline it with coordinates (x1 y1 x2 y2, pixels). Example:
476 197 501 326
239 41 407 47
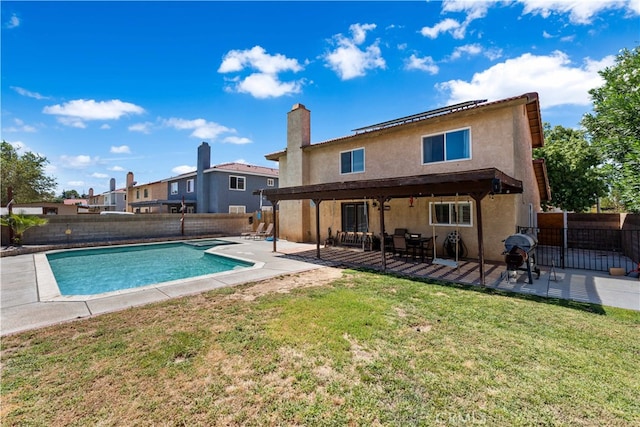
1 268 639 426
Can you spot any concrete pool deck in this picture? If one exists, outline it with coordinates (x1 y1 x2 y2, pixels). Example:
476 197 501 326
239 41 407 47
1 238 324 336
2 237 639 336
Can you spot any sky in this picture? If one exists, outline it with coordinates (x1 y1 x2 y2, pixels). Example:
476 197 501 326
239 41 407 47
1 1 639 197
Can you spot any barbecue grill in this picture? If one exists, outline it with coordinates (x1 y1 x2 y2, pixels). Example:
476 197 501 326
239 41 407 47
503 233 541 283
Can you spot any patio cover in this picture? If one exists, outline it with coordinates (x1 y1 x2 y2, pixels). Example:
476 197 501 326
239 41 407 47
256 167 524 285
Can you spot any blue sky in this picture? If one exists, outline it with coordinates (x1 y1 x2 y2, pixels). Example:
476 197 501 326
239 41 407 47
2 1 639 197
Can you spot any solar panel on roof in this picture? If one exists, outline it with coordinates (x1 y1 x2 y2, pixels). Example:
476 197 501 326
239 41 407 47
351 99 488 133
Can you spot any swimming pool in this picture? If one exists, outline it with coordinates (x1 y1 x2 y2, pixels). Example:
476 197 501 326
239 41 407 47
43 240 254 297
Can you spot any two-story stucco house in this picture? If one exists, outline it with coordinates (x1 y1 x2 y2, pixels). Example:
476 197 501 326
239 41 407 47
260 93 551 283
88 178 127 212
127 142 278 214
126 174 167 213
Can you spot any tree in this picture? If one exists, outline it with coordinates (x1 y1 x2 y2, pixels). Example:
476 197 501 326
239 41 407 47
534 124 607 212
1 141 57 205
582 46 640 213
0 213 48 246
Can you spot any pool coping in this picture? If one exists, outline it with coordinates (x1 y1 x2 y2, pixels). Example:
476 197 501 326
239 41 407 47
35 239 265 302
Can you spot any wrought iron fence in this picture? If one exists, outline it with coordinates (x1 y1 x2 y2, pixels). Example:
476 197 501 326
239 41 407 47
517 226 639 273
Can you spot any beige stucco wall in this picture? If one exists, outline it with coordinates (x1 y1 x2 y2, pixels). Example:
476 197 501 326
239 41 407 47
306 106 517 183
275 99 543 261
314 195 518 261
127 181 168 213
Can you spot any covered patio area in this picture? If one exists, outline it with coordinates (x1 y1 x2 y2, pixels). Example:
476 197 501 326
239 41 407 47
258 168 525 286
281 245 507 286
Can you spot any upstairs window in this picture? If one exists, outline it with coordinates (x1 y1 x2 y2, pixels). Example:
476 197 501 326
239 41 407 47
340 148 365 174
143 189 148 198
229 175 245 191
267 178 275 187
170 182 178 195
422 128 471 164
429 201 473 227
187 179 195 193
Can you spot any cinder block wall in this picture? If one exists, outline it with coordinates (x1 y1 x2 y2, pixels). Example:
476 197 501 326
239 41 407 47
15 214 252 245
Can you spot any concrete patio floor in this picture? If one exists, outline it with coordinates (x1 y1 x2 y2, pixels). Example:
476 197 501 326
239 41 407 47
1 237 638 336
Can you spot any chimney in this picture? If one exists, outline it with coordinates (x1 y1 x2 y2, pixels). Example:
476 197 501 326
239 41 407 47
126 171 134 188
110 178 116 192
288 103 310 149
196 142 211 213
89 188 94 197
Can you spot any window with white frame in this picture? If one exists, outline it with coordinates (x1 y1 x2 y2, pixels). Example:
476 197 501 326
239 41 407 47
170 182 178 195
229 175 245 191
429 201 473 227
422 128 471 164
267 178 275 187
340 148 365 174
229 205 246 214
187 179 195 193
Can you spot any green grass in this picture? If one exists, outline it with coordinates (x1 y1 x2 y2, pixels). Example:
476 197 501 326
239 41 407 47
2 269 639 426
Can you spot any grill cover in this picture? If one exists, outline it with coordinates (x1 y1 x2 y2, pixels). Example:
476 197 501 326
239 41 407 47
504 233 537 253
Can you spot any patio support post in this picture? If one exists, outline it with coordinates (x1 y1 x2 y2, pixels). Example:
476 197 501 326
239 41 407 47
313 199 322 259
472 192 489 286
376 196 387 271
269 199 279 253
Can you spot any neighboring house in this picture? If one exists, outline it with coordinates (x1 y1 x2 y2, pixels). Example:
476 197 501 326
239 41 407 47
127 142 278 214
260 94 551 279
87 178 127 212
126 174 169 213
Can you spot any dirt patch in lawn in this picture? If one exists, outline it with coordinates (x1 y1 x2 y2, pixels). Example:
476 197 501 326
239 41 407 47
226 267 343 301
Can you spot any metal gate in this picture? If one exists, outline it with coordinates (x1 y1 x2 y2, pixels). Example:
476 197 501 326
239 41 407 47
528 226 639 272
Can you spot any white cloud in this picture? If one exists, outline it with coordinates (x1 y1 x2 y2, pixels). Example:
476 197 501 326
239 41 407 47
11 86 49 100
100 124 111 130
405 54 439 74
421 18 462 39
4 13 20 29
233 73 303 99
163 117 234 140
222 136 252 145
43 99 145 127
91 172 109 179
437 51 616 108
59 154 96 169
234 159 248 164
218 46 305 99
67 180 85 187
517 0 632 24
448 43 503 61
442 0 492 20
129 122 153 134
323 23 386 80
2 118 37 133
109 166 125 172
172 165 196 175
110 145 131 154
422 1 491 39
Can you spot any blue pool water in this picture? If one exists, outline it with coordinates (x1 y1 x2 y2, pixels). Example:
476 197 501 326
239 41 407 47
46 240 252 296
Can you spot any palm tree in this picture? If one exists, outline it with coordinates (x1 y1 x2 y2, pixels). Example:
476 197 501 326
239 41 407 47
1 213 48 246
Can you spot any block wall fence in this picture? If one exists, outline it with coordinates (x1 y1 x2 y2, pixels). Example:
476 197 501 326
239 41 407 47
2 214 254 246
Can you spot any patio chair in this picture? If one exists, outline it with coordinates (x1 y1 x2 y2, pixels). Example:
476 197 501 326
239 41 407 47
254 223 274 240
392 235 410 260
420 236 437 263
243 222 264 239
